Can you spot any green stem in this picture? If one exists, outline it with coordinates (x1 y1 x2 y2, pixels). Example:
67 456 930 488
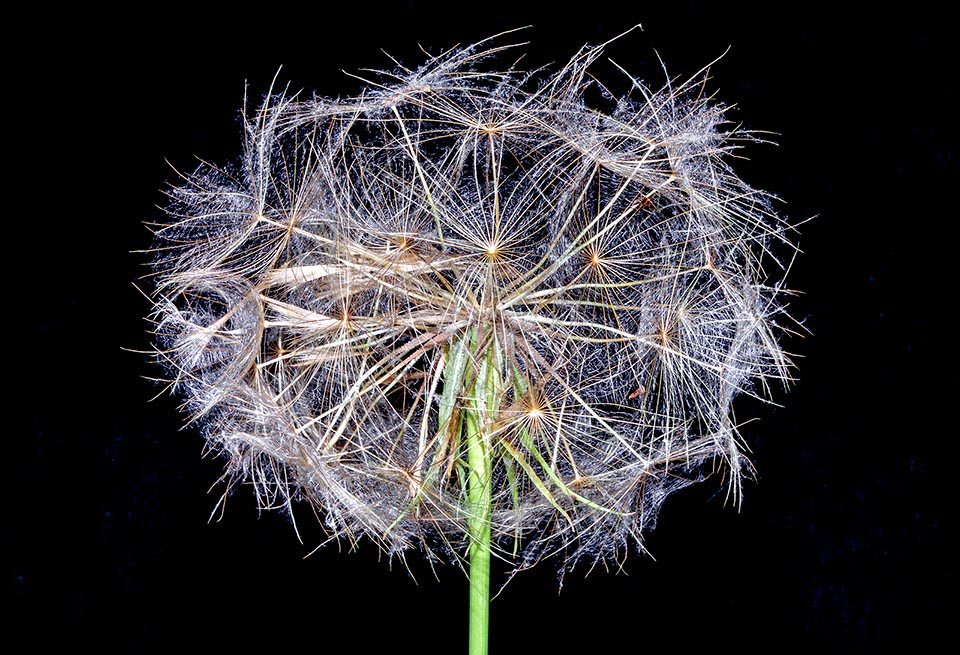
465 406 490 655
465 335 496 655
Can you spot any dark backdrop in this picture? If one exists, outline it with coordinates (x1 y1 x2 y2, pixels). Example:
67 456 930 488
14 2 951 651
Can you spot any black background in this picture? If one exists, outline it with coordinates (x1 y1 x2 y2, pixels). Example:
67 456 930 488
14 2 952 651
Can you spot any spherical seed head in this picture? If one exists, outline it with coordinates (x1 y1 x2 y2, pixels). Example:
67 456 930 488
148 33 797 572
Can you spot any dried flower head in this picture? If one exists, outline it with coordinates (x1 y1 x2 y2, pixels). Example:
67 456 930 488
147 32 796 574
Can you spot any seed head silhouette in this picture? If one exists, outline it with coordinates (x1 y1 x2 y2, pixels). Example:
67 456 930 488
147 33 796 582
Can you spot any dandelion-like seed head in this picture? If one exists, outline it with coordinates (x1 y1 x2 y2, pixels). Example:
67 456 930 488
147 32 797 574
